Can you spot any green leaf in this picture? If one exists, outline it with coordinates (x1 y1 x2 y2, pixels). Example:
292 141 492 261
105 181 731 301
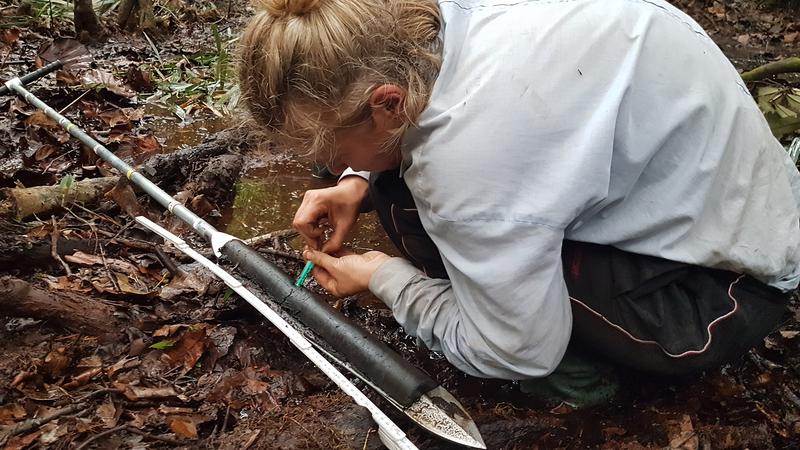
149 339 176 350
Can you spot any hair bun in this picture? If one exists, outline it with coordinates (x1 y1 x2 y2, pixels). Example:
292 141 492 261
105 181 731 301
257 0 322 17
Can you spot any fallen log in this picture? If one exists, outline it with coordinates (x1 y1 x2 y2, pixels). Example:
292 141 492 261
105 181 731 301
140 127 250 194
740 57 800 82
0 176 117 220
0 276 125 335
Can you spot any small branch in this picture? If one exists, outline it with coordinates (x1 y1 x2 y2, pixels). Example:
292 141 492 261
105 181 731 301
244 229 299 248
741 57 800 82
4 403 85 438
153 245 179 276
51 218 72 276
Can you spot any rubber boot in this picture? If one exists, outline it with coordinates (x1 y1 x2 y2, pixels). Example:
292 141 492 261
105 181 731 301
519 350 619 408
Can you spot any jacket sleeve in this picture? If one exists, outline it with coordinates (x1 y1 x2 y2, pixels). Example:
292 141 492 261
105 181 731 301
369 220 572 379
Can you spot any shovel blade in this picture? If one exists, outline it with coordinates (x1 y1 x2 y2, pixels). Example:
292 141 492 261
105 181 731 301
405 386 486 449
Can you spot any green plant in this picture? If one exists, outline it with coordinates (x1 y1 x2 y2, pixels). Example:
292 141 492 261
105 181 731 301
756 85 800 140
146 26 240 121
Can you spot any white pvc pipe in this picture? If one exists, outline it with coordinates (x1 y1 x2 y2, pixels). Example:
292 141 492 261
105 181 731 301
134 216 418 450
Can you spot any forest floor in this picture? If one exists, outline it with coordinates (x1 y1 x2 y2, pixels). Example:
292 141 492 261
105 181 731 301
1 1 800 449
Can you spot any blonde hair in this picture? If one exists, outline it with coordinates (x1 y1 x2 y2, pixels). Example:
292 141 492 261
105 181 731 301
238 0 441 157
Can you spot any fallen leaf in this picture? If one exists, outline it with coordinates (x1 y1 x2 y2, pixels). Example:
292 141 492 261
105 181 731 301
107 179 144 218
4 431 41 450
34 144 59 161
780 330 799 339
164 324 211 374
98 109 133 127
97 401 118 429
24 111 70 143
64 251 104 266
115 272 150 296
153 324 189 337
39 421 70 444
169 416 199 439
785 31 799 43
668 415 698 450
107 356 141 379
117 384 179 401
62 367 102 389
159 406 195 415
82 69 135 98
0 28 20 45
0 403 27 424
43 348 71 378
736 34 751 45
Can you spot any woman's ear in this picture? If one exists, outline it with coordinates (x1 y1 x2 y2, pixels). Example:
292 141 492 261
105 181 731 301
369 84 406 130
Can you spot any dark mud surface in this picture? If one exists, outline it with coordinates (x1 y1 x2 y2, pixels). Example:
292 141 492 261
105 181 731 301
1 0 800 449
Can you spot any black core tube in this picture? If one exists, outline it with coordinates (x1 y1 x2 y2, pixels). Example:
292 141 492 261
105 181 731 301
222 239 438 407
0 60 63 97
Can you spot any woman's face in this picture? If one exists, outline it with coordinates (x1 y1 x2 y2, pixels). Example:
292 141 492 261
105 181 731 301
315 84 406 174
323 120 402 174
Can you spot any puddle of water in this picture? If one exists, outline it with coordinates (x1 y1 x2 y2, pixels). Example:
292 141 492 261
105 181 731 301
143 104 234 150
220 154 399 256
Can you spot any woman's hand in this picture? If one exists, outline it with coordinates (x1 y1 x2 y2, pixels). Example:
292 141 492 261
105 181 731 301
293 176 369 253
303 249 391 297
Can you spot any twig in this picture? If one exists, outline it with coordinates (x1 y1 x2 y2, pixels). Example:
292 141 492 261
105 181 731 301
243 229 299 248
75 424 188 449
43 149 77 173
221 405 231 433
58 90 91 114
124 426 186 445
70 202 123 228
75 425 126 450
362 428 375 450
153 245 179 276
4 403 85 438
51 217 72 276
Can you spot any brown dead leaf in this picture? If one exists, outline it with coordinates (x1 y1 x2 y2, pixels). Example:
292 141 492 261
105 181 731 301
117 384 179 401
37 38 92 72
125 66 155 91
159 406 195 415
0 403 27 424
0 28 20 46
97 401 118 429
780 330 799 339
115 134 162 164
98 109 133 127
115 272 150 296
164 324 212 374
169 416 199 439
64 251 104 266
107 356 141 379
25 111 70 143
785 31 799 43
82 69 135 98
43 347 71 378
39 421 70 444
602 426 626 440
45 275 92 293
190 194 215 217
107 178 143 218
62 367 101 389
34 144 59 161
4 431 41 450
153 324 190 337
736 34 751 45
668 415 698 450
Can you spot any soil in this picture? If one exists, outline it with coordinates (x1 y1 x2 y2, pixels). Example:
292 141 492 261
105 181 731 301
1 1 800 449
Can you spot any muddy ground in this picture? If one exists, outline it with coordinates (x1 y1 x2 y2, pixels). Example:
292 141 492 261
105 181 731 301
1 1 800 449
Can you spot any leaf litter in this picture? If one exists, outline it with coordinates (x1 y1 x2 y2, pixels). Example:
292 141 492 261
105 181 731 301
0 0 799 449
